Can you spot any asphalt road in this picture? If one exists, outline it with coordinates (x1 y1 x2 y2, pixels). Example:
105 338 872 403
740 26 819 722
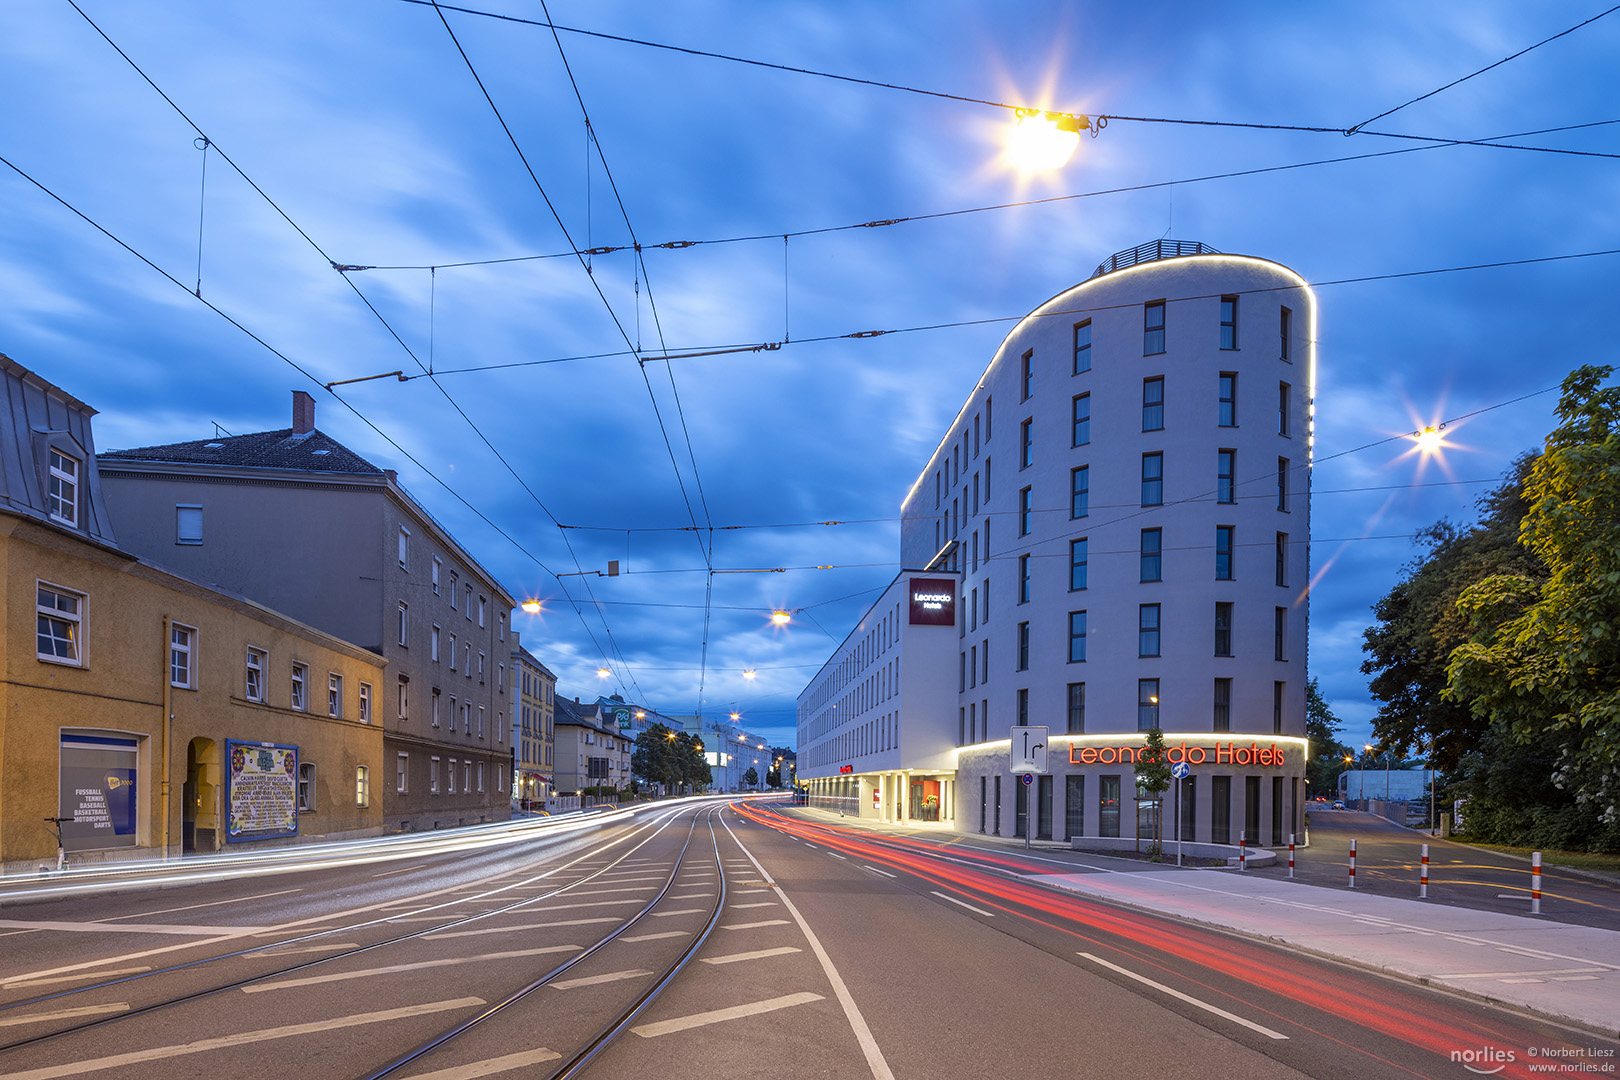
1264 809 1620 930
0 799 1614 1080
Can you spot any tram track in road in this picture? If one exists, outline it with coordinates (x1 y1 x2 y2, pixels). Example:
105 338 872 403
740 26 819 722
0 803 698 1057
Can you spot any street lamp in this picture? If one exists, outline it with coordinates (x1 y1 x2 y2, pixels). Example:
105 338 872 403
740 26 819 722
1006 109 1090 171
771 609 792 626
520 598 542 614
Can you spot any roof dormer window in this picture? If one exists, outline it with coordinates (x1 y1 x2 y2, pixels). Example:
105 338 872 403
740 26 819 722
47 449 79 527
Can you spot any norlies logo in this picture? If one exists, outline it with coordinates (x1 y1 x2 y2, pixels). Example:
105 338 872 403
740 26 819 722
1452 1047 1516 1075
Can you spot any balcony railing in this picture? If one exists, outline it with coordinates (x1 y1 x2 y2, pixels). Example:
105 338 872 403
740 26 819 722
1091 239 1220 279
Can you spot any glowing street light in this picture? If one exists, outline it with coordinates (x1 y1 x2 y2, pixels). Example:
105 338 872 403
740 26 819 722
1413 425 1445 453
743 668 757 680
1006 109 1089 172
770 610 792 626
596 666 610 679
730 710 741 721
520 598 542 614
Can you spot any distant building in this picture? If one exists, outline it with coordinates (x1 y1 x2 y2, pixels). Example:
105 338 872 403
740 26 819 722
513 647 554 804
799 242 1315 848
1338 768 1434 805
671 713 775 792
0 356 385 870
98 391 515 833
553 696 632 795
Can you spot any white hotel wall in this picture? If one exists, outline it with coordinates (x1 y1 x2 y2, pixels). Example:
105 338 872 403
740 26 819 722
899 250 1315 844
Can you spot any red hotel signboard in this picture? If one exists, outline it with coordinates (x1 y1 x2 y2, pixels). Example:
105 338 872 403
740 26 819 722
908 577 957 626
1069 741 1289 767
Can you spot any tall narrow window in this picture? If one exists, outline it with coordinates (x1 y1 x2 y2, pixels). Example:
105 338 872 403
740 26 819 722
1214 678 1232 732
291 663 308 711
1017 687 1029 727
298 763 316 812
1142 376 1164 431
397 525 410 569
448 571 458 608
356 766 370 808
432 556 441 594
37 583 83 664
176 504 203 545
985 396 992 440
1216 525 1235 580
397 602 408 646
1278 382 1292 436
1021 349 1034 400
432 688 441 728
1069 538 1088 591
1067 681 1086 734
1217 450 1236 504
478 596 487 628
1277 457 1290 511
246 647 266 702
397 675 408 719
1219 295 1238 350
1072 393 1091 446
1144 301 1165 355
1140 528 1162 582
448 633 457 672
972 472 980 516
1018 554 1031 603
1274 681 1286 733
1280 306 1293 362
1073 319 1092 374
1276 532 1288 587
47 449 82 526
1215 602 1234 657
170 625 195 689
1020 418 1034 468
1070 466 1089 518
1219 372 1237 427
1141 452 1163 506
1138 604 1160 658
1019 486 1033 536
1017 621 1030 671
359 682 372 723
1274 607 1288 661
983 457 991 501
1138 679 1161 730
396 753 408 793
1068 611 1087 663
328 673 343 717
974 413 981 457
431 624 441 662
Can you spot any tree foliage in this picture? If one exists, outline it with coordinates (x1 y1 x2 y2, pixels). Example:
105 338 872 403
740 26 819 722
1135 726 1172 856
1305 678 1352 797
1360 454 1543 771
743 766 759 789
631 723 713 791
1448 365 1620 831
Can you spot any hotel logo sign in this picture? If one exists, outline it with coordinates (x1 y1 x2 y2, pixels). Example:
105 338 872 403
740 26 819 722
908 577 957 626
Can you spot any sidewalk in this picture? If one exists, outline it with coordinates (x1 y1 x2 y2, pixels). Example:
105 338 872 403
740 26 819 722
1031 867 1620 1039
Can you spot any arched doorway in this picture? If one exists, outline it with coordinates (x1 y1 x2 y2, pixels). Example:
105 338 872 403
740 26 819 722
182 738 220 854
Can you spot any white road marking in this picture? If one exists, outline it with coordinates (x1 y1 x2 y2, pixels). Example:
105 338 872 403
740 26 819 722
99 889 303 922
0 1003 129 1028
249 926 336 936
829 854 848 860
734 889 772 895
1500 978 1545 984
242 944 358 958
0 997 483 1080
523 900 646 911
1496 894 1534 901
632 992 824 1038
1551 976 1600 982
2 967 151 989
549 969 651 990
722 920 790 931
651 908 707 918
397 1047 562 1079
371 865 417 878
720 817 896 1080
667 892 714 899
1434 968 1606 980
555 887 655 897
241 946 580 992
620 931 690 942
0 921 268 937
930 892 995 918
1078 953 1289 1040
700 947 802 966
386 917 474 923
729 902 778 909
863 867 895 878
427 918 622 939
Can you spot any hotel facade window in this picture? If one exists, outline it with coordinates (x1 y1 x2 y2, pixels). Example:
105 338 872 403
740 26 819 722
1017 622 1029 671
1138 605 1160 658
1070 466 1089 518
1277 458 1290 510
1219 373 1237 427
1220 295 1238 350
1069 611 1087 663
1214 678 1232 732
1018 555 1031 603
1276 532 1289 586
1215 602 1234 657
1019 486 1033 536
1144 301 1165 355
1069 538 1088 591
1140 529 1162 582
1141 452 1163 506
1067 682 1085 734
1137 679 1160 730
1020 418 1033 468
1216 525 1235 580
1073 320 1091 373
1278 383 1292 436
1217 450 1236 504
1072 394 1090 446
1021 350 1034 400
1142 377 1164 431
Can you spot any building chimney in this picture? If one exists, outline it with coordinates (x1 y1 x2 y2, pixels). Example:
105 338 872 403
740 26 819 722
292 390 316 434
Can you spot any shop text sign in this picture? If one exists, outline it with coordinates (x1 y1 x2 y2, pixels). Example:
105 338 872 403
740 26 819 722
1070 741 1288 767
907 577 956 626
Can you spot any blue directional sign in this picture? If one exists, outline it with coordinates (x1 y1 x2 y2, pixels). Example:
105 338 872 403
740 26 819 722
1171 762 1191 780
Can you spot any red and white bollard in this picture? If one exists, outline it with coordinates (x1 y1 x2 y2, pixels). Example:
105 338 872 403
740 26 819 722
1420 843 1429 899
1348 838 1357 888
1288 833 1296 880
1239 831 1247 872
1531 850 1542 915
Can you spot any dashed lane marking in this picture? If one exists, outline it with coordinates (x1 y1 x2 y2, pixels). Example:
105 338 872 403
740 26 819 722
241 947 580 993
1078 953 1288 1040
0 1003 129 1028
722 920 791 931
700 947 802 966
728 902 778 909
930 892 995 918
619 931 689 943
426 918 622 940
397 1047 562 1079
631 992 824 1038
2 967 150 989
549 969 651 990
242 944 358 958
650 908 707 918
0 997 484 1080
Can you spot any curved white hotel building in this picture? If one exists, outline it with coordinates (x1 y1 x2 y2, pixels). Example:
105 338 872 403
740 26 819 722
798 241 1314 850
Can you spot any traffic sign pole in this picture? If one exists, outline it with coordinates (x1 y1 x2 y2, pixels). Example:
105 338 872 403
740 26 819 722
1169 762 1190 867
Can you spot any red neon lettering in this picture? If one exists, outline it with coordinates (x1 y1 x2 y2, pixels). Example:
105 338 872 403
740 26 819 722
1098 747 1118 764
1189 747 1207 764
1216 743 1232 764
1235 747 1252 766
1075 746 1097 765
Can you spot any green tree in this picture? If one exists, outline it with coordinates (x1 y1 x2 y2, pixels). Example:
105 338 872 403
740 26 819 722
1448 365 1620 836
1135 726 1172 859
1305 678 1352 799
633 724 713 792
1360 455 1542 771
743 766 759 789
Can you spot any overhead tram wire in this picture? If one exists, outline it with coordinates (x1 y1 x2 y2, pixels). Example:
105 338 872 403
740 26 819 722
351 119 1620 277
530 0 724 722
59 2 649 702
391 0 1620 161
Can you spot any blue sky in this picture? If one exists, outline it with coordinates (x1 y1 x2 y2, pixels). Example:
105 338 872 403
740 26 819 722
3 1 1617 752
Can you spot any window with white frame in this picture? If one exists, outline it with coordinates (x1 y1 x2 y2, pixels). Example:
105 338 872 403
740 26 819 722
396 674 408 718
430 756 440 793
246 647 266 702
328 673 343 717
37 582 84 664
176 504 203 545
431 688 441 727
355 765 370 807
448 570 458 608
463 701 471 732
47 449 79 526
396 752 408 793
497 663 505 693
462 761 470 793
499 613 505 642
478 705 485 739
398 525 410 569
448 633 457 671
447 759 457 794
298 762 316 811
431 624 441 662
359 681 372 723
397 602 408 646
170 624 196 689
291 663 308 711
478 651 485 682
432 556 441 595
478 596 486 628
464 584 473 619
477 761 485 793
